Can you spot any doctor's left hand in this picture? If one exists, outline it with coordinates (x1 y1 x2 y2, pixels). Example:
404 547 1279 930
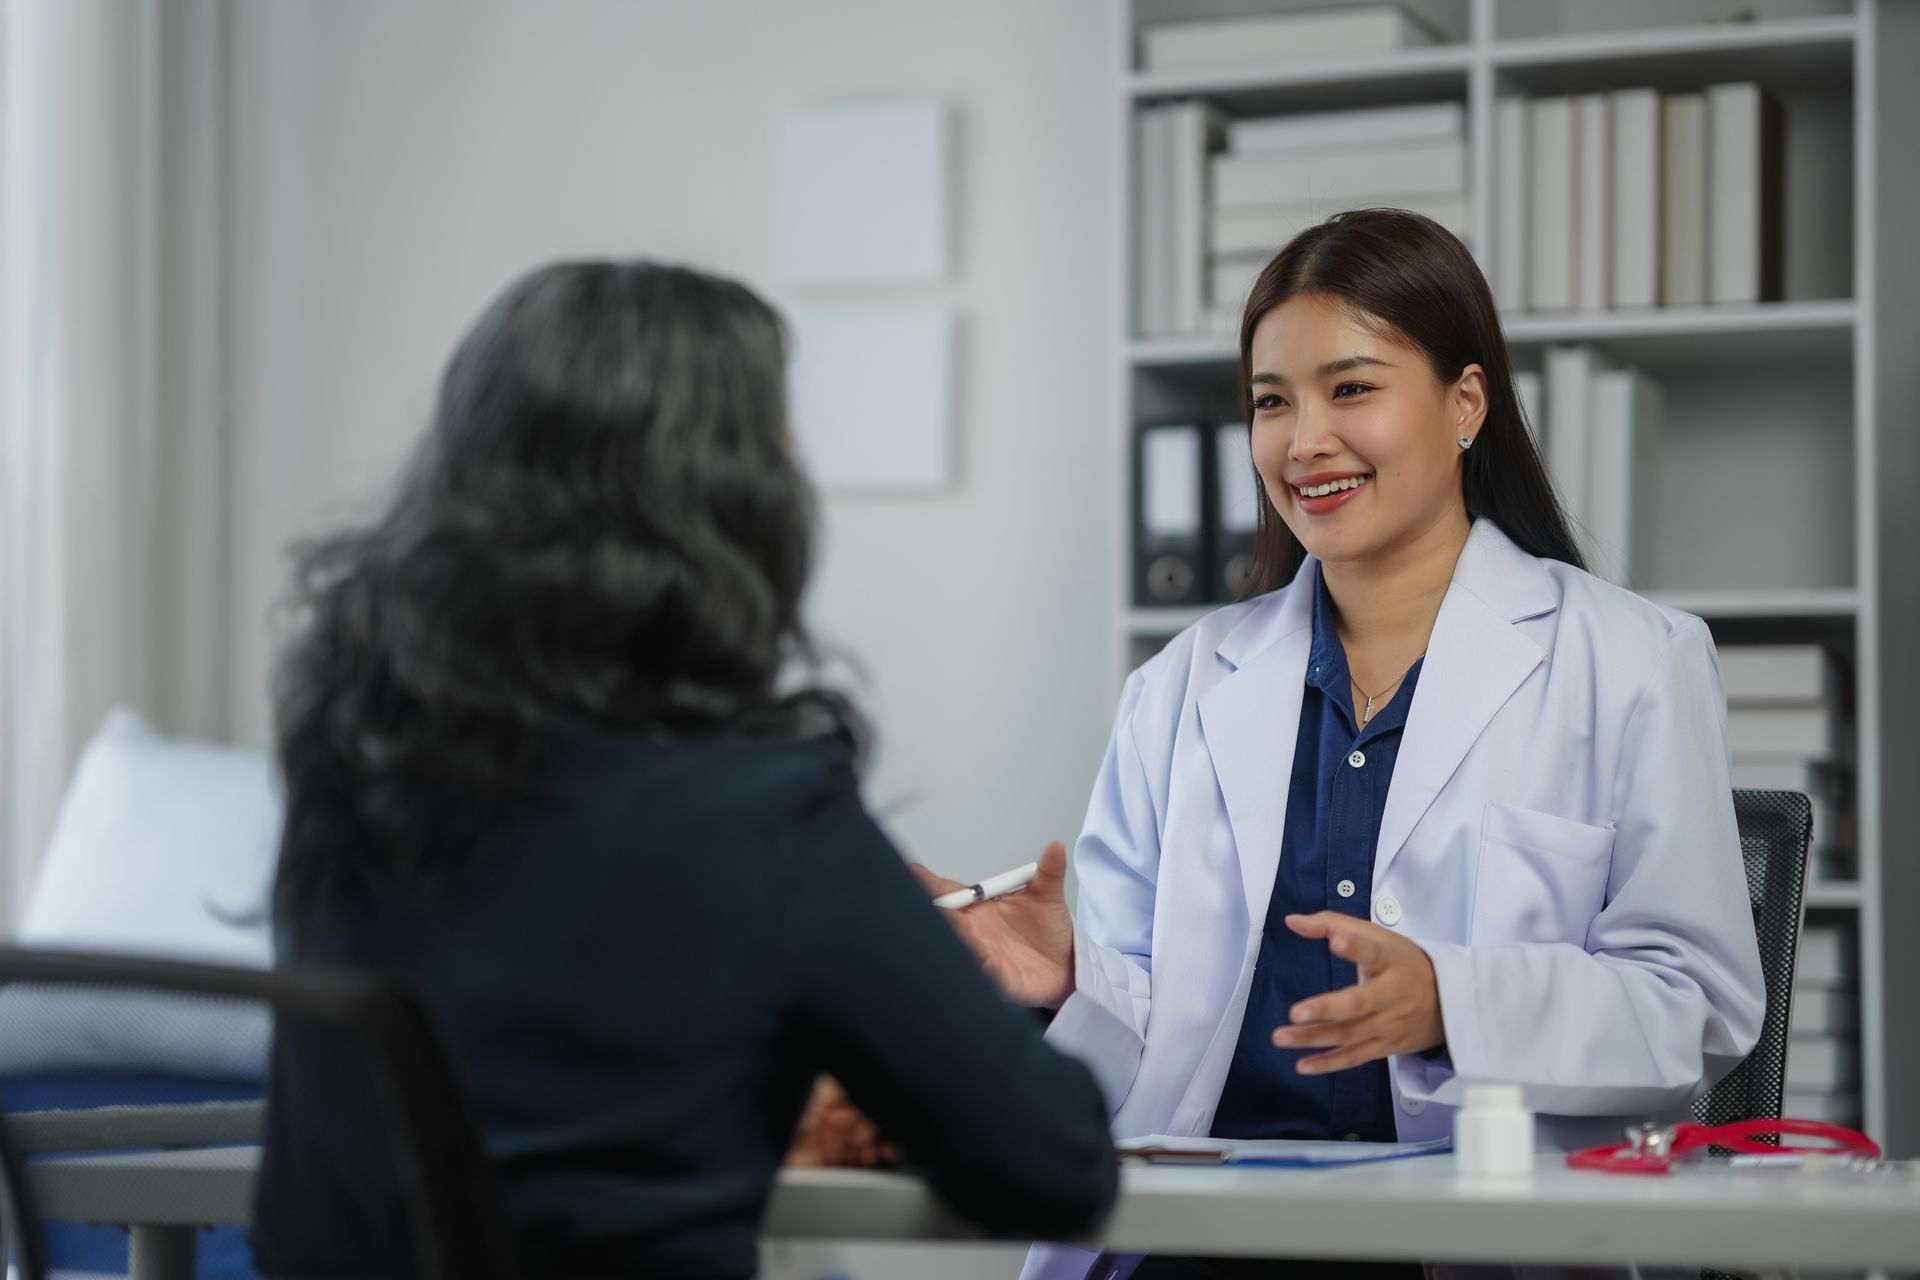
1270 912 1446 1074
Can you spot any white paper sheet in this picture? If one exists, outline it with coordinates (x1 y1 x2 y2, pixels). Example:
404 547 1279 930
786 300 955 491
774 98 949 285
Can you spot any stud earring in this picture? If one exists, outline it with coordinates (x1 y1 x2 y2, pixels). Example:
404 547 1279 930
1457 434 1474 450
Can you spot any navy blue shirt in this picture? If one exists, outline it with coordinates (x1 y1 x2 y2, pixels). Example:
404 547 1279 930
1211 565 1423 1142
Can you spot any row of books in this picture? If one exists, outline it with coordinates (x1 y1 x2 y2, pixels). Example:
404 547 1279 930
1138 4 1440 75
1788 923 1858 1124
1516 345 1659 590
1492 83 1783 314
1136 99 1469 337
1132 422 1258 607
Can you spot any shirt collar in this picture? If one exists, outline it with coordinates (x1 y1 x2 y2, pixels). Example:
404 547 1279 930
1305 564 1350 702
1305 562 1424 735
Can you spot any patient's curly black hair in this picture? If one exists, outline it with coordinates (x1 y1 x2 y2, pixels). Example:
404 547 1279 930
271 261 863 912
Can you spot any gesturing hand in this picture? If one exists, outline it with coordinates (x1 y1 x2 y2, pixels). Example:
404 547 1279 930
1271 911 1446 1074
909 842 1075 1011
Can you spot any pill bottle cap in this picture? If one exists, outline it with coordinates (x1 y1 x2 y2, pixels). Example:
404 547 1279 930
1463 1083 1524 1112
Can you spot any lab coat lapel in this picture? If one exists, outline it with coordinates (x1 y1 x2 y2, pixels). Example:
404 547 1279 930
1197 567 1315 921
1373 521 1557 883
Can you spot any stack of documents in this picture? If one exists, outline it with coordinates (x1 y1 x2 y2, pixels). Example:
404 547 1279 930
1135 98 1470 338
1720 643 1852 880
1120 1135 1452 1167
1787 923 1859 1126
1139 4 1440 75
1204 101 1468 332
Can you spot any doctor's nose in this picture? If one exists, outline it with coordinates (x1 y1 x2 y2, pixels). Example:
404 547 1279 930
1288 408 1341 465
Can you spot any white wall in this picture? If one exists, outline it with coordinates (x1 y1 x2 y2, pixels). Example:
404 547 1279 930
223 0 1120 885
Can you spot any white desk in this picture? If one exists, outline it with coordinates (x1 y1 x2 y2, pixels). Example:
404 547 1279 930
26 1146 1920 1278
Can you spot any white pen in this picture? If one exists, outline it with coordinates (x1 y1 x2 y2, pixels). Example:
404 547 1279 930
934 861 1040 911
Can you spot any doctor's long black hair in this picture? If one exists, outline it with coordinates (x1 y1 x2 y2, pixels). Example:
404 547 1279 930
271 261 864 913
1238 208 1588 593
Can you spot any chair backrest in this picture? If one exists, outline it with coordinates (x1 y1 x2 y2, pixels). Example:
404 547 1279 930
1692 789 1813 1130
0 947 519 1280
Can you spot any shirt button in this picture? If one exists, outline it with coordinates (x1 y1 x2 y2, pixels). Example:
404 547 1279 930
1400 1094 1427 1115
1336 879 1356 899
1347 750 1366 769
1375 895 1403 927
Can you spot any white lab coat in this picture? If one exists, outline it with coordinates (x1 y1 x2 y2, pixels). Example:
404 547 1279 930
1023 520 1766 1280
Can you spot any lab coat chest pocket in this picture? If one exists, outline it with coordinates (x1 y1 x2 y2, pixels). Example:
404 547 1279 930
1471 803 1616 946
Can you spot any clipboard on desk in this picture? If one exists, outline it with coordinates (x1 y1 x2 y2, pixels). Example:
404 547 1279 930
1120 1135 1452 1168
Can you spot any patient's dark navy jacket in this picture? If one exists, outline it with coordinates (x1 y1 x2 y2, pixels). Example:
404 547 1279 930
253 731 1116 1278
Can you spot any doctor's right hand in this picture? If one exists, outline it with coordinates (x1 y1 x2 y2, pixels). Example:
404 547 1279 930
910 841 1075 1011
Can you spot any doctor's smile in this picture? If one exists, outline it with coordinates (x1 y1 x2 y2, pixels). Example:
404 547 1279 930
1286 470 1372 514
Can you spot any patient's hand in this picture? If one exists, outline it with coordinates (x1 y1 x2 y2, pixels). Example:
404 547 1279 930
784 1077 895 1169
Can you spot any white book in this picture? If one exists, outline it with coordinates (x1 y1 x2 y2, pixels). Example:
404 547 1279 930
1797 924 1855 985
1202 304 1241 336
1730 757 1845 850
1210 254 1267 314
1142 6 1436 74
1708 82 1783 305
1528 97 1577 311
1720 644 1838 704
1513 369 1543 443
1791 987 1858 1037
1576 93 1611 311
1661 94 1708 307
1585 367 1660 586
1786 1034 1857 1091
1782 1087 1859 1124
1210 137 1465 210
1727 706 1840 758
1730 759 1842 793
1494 98 1529 313
1227 101 1463 154
1171 101 1224 333
1610 88 1662 310
1544 345 1599 533
1210 191 1468 256
1136 107 1174 336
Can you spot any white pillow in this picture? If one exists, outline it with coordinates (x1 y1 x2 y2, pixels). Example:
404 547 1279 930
0 708 282 1079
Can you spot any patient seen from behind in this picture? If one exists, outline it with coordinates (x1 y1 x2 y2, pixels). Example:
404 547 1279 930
251 261 1117 1277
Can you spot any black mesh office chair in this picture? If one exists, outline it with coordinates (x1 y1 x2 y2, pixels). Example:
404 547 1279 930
0 948 519 1280
1692 789 1814 1131
1692 791 1814 1280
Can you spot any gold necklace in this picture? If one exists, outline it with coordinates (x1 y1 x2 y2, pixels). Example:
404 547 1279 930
1352 655 1423 726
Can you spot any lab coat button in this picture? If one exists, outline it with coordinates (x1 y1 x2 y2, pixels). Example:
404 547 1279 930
1375 895 1403 926
1336 879 1356 899
1399 1094 1426 1116
1347 750 1366 768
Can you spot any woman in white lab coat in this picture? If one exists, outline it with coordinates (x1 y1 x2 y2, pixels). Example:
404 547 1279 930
916 209 1766 1279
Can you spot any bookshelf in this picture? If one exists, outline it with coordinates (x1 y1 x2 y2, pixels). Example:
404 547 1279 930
1113 0 1920 1161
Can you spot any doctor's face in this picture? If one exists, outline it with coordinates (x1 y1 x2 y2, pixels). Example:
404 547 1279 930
1248 292 1483 569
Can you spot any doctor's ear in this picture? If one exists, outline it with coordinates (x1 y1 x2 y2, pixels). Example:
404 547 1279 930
1448 363 1488 437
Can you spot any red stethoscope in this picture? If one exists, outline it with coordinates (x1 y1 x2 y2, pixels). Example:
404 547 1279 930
1568 1118 1883 1175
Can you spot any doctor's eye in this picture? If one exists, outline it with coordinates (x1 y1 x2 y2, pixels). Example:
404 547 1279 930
1251 393 1288 412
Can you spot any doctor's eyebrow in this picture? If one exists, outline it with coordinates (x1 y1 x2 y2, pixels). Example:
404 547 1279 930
1249 355 1397 388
